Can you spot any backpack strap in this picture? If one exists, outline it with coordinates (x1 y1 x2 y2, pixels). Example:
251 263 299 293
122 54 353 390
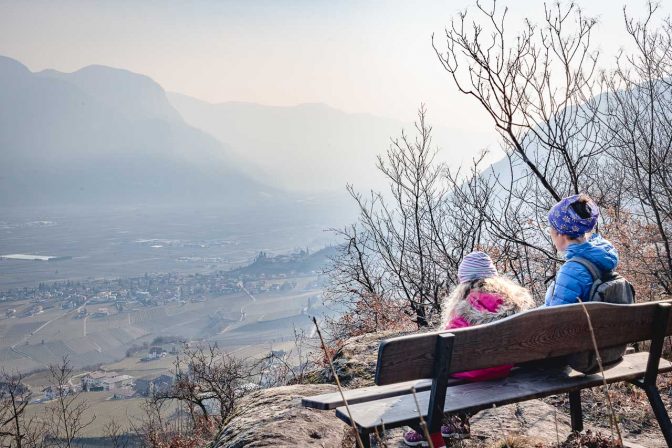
566 256 603 301
567 256 601 281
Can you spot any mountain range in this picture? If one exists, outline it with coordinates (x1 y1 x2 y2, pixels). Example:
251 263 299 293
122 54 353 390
168 93 408 192
0 56 268 207
0 55 485 208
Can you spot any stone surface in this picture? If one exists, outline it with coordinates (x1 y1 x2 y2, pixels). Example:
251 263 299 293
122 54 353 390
213 384 351 448
212 330 668 448
319 330 411 388
378 399 666 448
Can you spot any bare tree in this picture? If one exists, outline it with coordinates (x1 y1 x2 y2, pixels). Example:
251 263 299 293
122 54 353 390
129 398 173 448
428 0 616 302
102 418 128 448
434 0 606 200
45 357 95 448
0 370 30 448
154 343 257 426
131 344 263 447
325 107 493 329
323 225 404 337
598 2 672 297
351 106 448 326
318 0 672 357
0 369 47 448
326 0 659 334
259 326 314 387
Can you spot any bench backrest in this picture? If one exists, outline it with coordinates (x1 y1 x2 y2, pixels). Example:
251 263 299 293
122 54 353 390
375 301 672 385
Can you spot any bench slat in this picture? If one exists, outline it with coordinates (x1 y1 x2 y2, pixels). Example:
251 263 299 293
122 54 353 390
339 352 672 430
301 379 434 410
376 301 672 385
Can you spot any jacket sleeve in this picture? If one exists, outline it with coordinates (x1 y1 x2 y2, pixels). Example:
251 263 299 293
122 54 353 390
545 262 593 306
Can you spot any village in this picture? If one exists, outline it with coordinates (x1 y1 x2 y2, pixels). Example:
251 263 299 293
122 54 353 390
33 345 175 404
0 249 317 309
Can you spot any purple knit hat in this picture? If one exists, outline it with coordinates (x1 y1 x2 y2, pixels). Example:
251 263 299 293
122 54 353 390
458 251 498 283
548 194 599 238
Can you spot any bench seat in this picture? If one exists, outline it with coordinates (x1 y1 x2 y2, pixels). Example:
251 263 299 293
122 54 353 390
302 378 463 410
336 352 672 430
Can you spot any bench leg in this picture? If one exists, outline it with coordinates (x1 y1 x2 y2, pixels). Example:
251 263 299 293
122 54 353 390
643 384 672 447
426 334 454 448
637 303 672 447
569 390 583 432
358 429 371 448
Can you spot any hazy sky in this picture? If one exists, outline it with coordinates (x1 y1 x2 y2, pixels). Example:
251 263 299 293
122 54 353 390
0 0 655 147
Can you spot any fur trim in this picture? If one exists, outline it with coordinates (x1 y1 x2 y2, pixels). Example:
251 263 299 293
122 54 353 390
441 276 534 328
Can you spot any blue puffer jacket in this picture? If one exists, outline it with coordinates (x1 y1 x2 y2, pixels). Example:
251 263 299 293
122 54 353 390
544 234 619 306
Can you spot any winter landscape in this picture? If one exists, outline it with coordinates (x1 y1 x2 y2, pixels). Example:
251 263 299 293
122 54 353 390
3 1 672 447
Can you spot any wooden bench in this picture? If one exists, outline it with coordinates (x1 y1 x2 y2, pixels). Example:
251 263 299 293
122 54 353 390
302 301 672 447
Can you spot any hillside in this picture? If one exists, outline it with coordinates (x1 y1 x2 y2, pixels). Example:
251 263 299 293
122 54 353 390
235 246 338 277
0 56 271 207
167 93 400 192
168 93 486 193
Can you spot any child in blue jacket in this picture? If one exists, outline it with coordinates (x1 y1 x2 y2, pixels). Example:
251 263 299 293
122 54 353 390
545 194 619 306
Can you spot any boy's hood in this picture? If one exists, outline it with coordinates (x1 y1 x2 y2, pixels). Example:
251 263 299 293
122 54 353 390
565 233 619 272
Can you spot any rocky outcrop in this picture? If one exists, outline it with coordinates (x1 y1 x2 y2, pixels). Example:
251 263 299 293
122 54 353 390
376 399 656 447
213 388 660 448
212 384 350 448
212 332 403 448
318 330 410 388
212 331 667 448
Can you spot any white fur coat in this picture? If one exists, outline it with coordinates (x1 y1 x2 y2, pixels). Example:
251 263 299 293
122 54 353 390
441 277 534 328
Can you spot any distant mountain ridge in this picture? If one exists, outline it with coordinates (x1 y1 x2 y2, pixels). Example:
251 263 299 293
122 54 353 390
168 93 485 192
39 64 183 123
0 56 270 207
0 54 488 207
167 92 405 192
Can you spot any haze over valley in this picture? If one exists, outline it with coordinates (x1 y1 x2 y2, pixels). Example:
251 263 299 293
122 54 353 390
0 54 370 434
0 5 537 441
3 0 670 445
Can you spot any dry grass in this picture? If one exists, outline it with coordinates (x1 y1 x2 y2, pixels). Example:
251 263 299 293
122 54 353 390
559 430 623 447
312 317 365 448
487 435 546 448
470 431 623 448
544 371 672 435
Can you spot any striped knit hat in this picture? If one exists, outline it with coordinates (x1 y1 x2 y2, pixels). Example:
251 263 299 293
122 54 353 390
457 251 498 283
